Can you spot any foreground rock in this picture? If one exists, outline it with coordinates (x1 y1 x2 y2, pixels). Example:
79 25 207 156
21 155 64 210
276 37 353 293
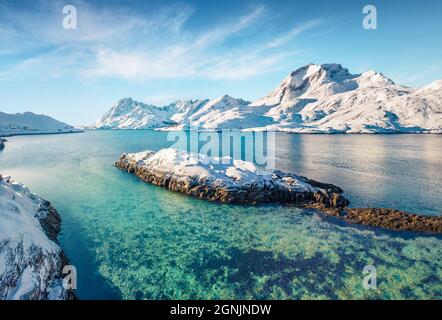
115 149 349 207
0 138 5 150
116 148 442 234
0 175 73 300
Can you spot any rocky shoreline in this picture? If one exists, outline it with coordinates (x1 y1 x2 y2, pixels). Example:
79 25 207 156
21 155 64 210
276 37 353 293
116 149 442 235
0 175 74 300
115 150 349 207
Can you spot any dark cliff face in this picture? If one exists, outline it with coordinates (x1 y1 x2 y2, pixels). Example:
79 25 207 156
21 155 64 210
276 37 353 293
35 199 76 300
36 200 62 243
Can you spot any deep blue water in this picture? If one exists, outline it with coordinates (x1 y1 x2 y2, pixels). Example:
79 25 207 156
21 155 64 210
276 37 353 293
0 131 441 299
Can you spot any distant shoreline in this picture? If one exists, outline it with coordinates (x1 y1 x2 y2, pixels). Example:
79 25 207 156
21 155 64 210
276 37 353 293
0 129 84 138
92 128 442 135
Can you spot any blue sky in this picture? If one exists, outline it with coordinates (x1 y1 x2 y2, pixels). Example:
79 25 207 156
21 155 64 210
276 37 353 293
1 0 442 125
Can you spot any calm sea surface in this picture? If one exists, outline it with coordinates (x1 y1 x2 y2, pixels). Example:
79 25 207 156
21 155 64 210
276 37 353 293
0 131 441 299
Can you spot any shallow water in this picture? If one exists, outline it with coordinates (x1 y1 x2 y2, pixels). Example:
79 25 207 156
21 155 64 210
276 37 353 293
0 131 441 299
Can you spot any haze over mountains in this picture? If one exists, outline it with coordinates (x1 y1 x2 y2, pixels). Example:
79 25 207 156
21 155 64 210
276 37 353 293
96 63 442 133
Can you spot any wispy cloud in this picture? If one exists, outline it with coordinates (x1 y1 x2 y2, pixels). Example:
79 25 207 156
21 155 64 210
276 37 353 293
392 62 442 87
266 19 322 48
0 1 322 81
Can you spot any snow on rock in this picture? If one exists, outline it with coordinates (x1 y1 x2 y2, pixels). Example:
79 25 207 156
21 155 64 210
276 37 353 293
115 148 349 206
0 175 71 300
167 99 210 124
95 98 177 129
95 96 261 130
96 63 442 133
168 95 272 130
0 112 81 137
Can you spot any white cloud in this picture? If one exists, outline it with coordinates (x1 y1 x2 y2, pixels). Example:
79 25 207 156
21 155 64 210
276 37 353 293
1 1 322 81
266 20 322 48
392 62 442 87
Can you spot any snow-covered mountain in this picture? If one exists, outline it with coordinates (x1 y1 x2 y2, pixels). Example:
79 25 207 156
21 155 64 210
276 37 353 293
248 64 442 133
95 98 176 129
96 64 442 133
0 111 80 136
167 95 265 130
95 96 255 130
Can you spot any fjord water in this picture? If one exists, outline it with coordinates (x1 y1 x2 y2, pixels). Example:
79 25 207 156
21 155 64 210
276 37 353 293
0 131 441 299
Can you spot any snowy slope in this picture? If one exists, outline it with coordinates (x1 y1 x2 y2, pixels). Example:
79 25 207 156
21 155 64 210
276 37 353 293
96 95 265 130
248 64 442 133
0 112 80 137
0 175 70 300
168 95 273 130
95 97 177 129
167 99 209 124
96 64 442 133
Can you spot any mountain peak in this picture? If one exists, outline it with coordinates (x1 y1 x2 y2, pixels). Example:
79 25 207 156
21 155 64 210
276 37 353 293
289 63 351 82
286 63 355 92
251 63 357 106
210 95 250 106
117 97 134 105
358 70 395 86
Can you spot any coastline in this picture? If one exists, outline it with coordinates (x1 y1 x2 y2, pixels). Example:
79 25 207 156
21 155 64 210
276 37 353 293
93 127 442 135
0 129 84 138
0 130 84 151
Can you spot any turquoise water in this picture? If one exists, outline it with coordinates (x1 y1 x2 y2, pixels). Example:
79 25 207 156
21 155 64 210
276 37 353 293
0 131 441 299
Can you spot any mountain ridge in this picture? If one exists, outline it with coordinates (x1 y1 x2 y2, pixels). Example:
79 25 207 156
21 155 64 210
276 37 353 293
0 111 81 137
95 63 442 133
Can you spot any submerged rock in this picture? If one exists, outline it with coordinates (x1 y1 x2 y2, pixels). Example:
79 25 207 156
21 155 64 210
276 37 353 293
0 175 74 300
115 148 349 207
306 204 442 234
116 148 441 234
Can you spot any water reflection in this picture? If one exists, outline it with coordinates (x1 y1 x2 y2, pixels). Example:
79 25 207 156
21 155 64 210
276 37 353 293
271 134 441 215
